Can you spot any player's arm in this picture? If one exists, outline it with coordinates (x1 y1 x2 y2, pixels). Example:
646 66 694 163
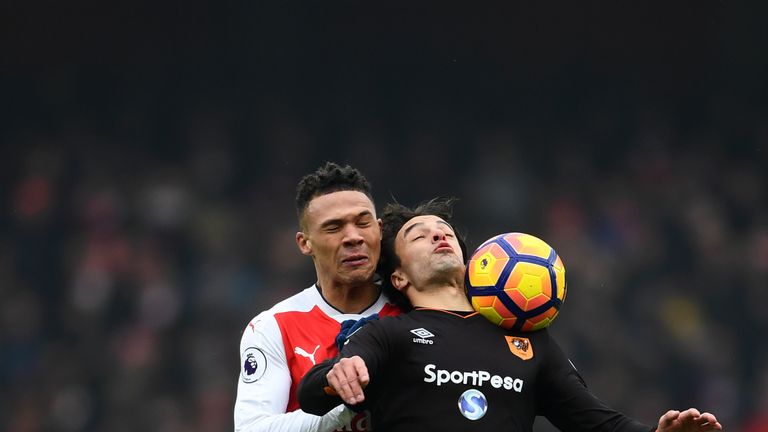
537 333 723 432
536 331 654 432
299 355 371 415
234 315 353 432
298 320 387 415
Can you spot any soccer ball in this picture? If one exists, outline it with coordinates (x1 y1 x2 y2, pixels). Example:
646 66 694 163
465 232 566 331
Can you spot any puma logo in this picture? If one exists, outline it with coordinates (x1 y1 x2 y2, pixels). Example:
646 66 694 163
294 344 320 365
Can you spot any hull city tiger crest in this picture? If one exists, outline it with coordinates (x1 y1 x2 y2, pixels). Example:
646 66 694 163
505 336 533 360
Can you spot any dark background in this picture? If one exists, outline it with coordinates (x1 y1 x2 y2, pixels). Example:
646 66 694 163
2 1 767 431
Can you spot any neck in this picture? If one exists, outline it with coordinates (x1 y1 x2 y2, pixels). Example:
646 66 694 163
408 283 473 312
318 279 380 314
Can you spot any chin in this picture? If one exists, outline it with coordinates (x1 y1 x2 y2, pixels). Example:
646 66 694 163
342 267 376 285
430 261 464 280
433 256 463 271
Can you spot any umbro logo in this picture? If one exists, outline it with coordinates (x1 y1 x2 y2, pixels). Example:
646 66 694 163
411 328 434 345
410 328 434 338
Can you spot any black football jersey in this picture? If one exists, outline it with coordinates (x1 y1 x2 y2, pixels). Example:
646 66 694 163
299 308 652 432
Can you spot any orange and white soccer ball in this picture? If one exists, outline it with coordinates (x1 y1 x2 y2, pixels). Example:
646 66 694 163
466 232 566 331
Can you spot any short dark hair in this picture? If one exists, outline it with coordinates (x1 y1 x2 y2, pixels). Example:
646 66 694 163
295 162 374 221
378 197 468 311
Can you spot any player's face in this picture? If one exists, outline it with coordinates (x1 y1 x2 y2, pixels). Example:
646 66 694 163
297 191 381 287
394 215 464 288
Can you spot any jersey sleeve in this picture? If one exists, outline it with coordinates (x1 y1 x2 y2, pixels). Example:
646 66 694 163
297 356 347 416
536 332 654 432
234 314 353 432
341 319 391 380
297 320 390 416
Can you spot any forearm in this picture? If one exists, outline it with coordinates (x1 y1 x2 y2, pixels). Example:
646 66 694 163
541 334 653 432
235 315 351 432
541 368 653 432
298 358 345 416
236 405 352 432
547 401 654 432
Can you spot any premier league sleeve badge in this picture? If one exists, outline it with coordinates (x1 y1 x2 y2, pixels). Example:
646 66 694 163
241 347 267 383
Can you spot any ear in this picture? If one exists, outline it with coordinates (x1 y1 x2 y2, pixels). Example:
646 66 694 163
296 232 312 256
390 269 409 292
374 218 383 240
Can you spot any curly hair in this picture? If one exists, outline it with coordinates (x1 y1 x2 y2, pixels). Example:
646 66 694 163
378 197 468 311
295 162 374 221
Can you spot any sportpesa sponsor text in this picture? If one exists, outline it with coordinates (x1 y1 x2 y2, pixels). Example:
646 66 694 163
423 364 525 392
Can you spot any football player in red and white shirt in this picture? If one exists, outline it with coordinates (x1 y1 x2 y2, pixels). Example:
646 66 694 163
234 162 400 432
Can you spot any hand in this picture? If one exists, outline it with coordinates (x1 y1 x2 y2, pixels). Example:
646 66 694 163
657 408 723 432
325 356 369 405
335 314 379 351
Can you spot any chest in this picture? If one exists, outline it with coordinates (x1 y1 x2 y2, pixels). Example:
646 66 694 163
368 318 543 430
278 315 340 374
395 323 540 394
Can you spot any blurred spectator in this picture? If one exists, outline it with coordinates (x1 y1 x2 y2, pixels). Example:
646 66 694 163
1 3 766 430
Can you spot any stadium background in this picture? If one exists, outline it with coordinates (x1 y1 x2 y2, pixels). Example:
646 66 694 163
2 1 767 431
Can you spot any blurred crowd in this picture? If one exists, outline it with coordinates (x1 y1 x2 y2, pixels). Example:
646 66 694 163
2 3 768 428
2 87 766 432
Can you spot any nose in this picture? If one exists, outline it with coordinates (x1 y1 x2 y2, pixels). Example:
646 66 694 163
342 224 365 246
431 227 447 242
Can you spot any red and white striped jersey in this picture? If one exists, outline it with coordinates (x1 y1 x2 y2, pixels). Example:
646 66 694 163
235 285 400 432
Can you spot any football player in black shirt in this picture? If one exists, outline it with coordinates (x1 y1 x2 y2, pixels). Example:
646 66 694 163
299 198 722 432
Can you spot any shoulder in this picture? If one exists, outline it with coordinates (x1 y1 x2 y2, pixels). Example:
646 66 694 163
378 310 417 325
244 286 320 326
362 311 422 337
240 286 322 343
346 312 413 340
269 285 325 315
505 327 552 345
504 328 561 360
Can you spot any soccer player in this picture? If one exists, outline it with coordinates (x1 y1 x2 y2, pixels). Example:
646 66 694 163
234 162 401 432
297 198 722 432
